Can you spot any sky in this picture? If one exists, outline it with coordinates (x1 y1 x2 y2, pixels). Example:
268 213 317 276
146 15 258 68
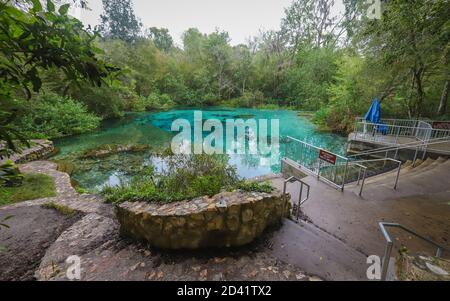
72 0 345 47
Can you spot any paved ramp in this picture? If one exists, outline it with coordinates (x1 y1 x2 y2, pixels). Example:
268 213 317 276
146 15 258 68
269 219 368 280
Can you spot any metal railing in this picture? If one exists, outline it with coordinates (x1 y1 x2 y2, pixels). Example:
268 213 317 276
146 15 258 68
351 158 402 190
349 136 450 158
283 176 310 220
378 222 449 281
285 136 351 191
284 136 407 196
353 118 450 147
349 137 450 166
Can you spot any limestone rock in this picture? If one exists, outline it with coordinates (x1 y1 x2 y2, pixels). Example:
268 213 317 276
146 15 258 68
116 190 290 249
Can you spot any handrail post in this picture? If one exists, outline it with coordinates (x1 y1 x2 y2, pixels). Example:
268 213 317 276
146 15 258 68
333 165 338 183
341 160 349 192
359 168 367 197
297 183 304 220
413 147 419 167
317 159 322 179
285 138 290 159
381 241 393 281
357 167 362 186
394 162 401 190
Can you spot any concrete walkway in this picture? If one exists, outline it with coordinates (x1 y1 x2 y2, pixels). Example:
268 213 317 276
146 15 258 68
268 219 368 280
271 157 450 266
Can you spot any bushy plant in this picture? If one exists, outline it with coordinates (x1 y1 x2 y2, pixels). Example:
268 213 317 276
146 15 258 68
235 180 273 193
102 153 239 204
15 94 101 139
0 161 23 187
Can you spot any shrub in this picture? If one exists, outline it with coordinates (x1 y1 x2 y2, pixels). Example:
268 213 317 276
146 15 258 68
235 180 273 193
102 152 276 204
0 161 23 187
15 94 101 139
102 153 240 204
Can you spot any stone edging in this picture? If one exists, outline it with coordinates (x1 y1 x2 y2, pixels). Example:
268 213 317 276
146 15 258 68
0 140 55 165
116 190 291 249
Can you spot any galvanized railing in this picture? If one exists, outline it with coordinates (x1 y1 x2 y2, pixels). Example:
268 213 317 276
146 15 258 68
285 136 351 191
284 136 409 196
353 118 450 146
378 222 449 281
283 176 310 220
351 158 402 190
349 137 450 164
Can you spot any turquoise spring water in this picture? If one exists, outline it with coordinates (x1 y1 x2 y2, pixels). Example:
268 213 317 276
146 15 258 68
53 108 347 191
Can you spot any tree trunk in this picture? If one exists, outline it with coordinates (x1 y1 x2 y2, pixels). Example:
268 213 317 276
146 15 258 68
413 67 424 117
438 79 449 115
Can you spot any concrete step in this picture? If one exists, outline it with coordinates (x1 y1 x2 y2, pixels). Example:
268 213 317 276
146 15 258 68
363 158 449 187
355 158 440 187
269 219 368 281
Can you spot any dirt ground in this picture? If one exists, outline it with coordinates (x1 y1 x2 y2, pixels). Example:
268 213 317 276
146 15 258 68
0 206 82 281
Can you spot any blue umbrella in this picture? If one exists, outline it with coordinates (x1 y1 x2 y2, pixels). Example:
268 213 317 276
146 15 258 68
364 97 381 123
364 97 388 135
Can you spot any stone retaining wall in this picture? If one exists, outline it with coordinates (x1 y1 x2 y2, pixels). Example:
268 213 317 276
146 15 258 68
0 140 55 164
116 190 291 249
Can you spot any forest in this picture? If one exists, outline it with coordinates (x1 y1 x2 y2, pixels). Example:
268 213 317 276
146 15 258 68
1 0 449 150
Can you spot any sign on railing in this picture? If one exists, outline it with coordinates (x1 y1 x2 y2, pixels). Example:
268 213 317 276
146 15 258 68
319 149 337 165
432 121 450 130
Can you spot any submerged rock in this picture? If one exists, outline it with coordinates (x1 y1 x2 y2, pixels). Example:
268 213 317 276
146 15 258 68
80 144 149 159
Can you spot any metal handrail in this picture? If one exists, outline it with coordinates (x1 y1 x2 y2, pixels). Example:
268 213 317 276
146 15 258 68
348 136 450 158
284 137 397 196
286 136 348 160
378 222 450 281
283 176 310 220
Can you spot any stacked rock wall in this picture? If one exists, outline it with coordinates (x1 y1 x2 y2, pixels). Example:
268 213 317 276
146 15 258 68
116 190 291 249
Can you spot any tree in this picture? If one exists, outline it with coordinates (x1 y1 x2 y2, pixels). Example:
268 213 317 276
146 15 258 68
281 0 341 50
99 0 142 43
359 0 450 117
438 79 449 116
146 27 174 52
203 30 233 99
0 0 114 155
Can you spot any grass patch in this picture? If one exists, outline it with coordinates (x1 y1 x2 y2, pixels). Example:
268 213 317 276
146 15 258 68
41 202 77 216
236 181 273 193
0 173 56 206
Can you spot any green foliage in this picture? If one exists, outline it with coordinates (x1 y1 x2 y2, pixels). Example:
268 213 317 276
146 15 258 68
102 153 240 204
3 0 449 143
41 202 77 216
14 94 101 139
102 152 277 204
0 161 23 187
147 27 174 52
0 0 114 154
0 173 56 205
235 181 273 193
99 0 142 43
